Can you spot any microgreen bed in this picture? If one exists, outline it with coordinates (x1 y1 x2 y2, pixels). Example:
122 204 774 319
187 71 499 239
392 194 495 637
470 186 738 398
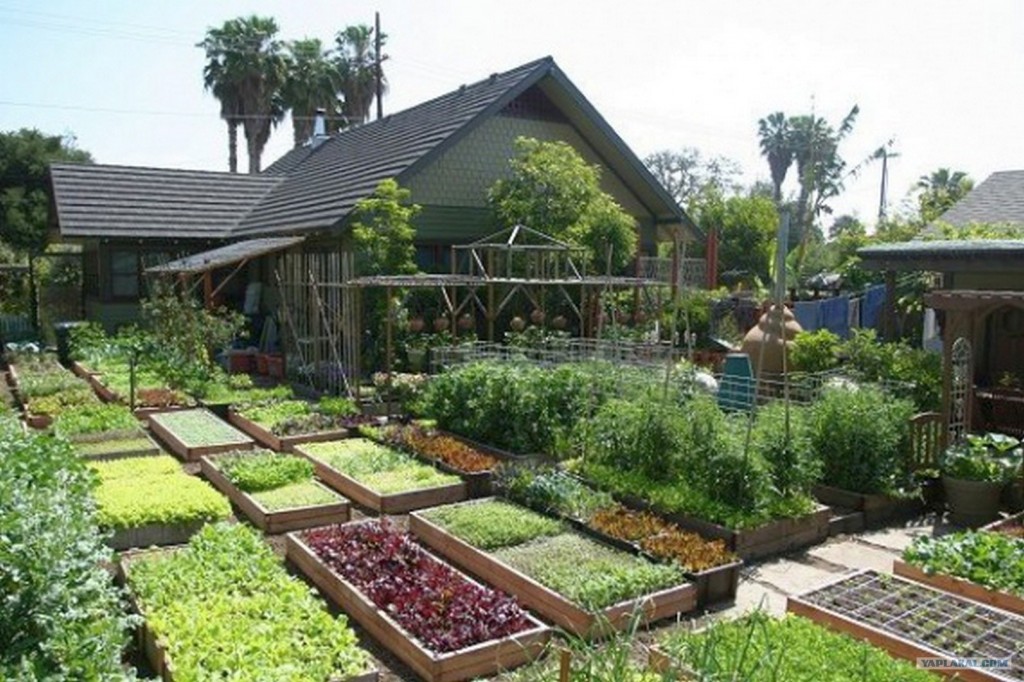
301 438 460 494
420 499 565 550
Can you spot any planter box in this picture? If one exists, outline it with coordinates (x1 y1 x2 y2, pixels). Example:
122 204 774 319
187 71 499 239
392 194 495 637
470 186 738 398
983 511 1024 539
266 354 285 379
893 558 1024 617
408 511 697 638
228 409 351 453
200 455 351 534
133 404 193 421
107 520 206 551
226 351 254 374
286 531 549 682
813 484 924 527
295 444 468 514
85 373 119 403
70 360 98 378
72 430 162 461
568 517 741 607
120 549 379 682
788 570 1024 682
148 409 254 462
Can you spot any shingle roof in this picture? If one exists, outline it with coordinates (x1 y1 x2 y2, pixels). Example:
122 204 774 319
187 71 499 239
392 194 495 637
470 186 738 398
50 163 281 239
857 239 1024 271
936 170 1024 227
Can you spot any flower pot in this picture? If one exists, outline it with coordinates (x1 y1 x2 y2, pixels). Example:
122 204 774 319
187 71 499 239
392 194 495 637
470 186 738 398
943 476 1004 527
408 317 425 333
530 309 545 325
266 354 285 380
432 317 449 333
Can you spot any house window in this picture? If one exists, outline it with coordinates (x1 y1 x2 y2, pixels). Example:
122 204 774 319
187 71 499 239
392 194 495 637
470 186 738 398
110 251 139 299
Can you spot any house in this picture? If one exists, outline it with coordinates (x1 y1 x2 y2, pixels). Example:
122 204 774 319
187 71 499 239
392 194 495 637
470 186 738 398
858 170 1024 441
49 56 701 332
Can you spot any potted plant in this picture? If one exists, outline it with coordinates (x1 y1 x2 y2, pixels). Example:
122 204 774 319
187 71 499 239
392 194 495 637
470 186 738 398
941 432 1023 526
404 334 428 373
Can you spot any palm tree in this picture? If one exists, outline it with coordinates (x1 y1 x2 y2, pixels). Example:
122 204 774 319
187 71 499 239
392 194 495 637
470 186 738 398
916 168 974 222
334 24 387 125
282 38 341 147
757 112 794 204
198 16 288 173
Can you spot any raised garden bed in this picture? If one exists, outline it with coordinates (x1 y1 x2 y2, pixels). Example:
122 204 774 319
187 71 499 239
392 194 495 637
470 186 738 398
788 570 1024 681
295 438 467 514
813 484 924 528
984 512 1024 539
70 359 100 378
650 611 940 681
85 371 119 403
410 501 696 638
148 408 253 461
73 430 162 460
288 520 550 682
200 451 351 533
228 406 351 452
92 455 230 550
123 523 376 682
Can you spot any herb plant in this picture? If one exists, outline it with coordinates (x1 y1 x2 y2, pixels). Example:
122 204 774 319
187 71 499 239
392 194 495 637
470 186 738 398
491 533 685 610
300 438 459 493
51 402 140 437
421 500 565 550
216 450 314 492
91 455 230 530
301 520 532 653
128 523 370 680
150 408 252 448
904 531 1024 596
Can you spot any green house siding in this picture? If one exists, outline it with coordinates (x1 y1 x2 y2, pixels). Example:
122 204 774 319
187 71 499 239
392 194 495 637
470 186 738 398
405 114 652 220
412 205 495 244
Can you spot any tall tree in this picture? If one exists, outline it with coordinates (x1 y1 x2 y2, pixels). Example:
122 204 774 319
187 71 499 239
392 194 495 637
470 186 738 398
0 129 91 254
643 147 741 208
757 112 794 204
916 168 974 223
334 24 386 125
788 106 859 239
282 38 341 146
198 16 288 173
693 189 779 283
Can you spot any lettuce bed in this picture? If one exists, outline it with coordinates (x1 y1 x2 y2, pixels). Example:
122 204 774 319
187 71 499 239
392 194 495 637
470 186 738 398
128 523 370 680
91 455 230 530
301 438 459 494
214 450 343 511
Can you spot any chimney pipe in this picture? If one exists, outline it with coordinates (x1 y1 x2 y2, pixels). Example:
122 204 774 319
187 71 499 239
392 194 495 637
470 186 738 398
313 108 327 138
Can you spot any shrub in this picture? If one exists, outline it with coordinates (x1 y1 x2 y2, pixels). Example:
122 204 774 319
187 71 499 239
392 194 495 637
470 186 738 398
808 385 915 494
751 402 819 497
790 329 841 373
0 422 131 678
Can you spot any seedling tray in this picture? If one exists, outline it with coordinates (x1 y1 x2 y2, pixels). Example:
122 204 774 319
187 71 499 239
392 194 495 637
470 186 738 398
228 409 351 452
409 510 697 638
200 455 351 534
294 443 468 514
120 549 379 682
148 408 254 461
788 569 1024 681
893 559 1024 617
286 529 550 682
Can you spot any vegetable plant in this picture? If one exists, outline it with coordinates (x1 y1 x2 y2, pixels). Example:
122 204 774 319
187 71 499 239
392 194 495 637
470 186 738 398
91 455 230 530
216 450 314 492
495 464 613 520
904 531 1024 597
491 532 685 611
150 409 251 448
128 523 370 680
301 438 460 493
52 402 140 437
252 481 341 511
420 500 565 550
941 432 1023 483
301 520 533 653
384 423 500 472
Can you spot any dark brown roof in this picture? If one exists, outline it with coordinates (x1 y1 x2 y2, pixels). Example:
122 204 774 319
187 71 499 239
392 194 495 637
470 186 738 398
50 163 280 239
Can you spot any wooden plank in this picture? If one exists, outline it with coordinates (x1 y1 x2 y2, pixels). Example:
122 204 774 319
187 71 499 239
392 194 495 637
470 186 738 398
893 559 1024 617
294 448 468 515
408 511 697 639
227 408 351 454
199 455 351 534
286 532 550 682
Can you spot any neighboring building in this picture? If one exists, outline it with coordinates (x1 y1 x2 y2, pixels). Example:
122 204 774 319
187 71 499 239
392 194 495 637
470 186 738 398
49 56 700 330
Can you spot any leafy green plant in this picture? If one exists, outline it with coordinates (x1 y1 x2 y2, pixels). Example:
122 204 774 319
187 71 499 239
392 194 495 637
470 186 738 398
808 385 915 494
790 329 841 373
51 402 139 437
317 396 358 417
128 522 370 680
216 450 313 492
91 455 230 530
300 438 459 494
0 420 132 678
660 611 938 681
251 481 341 511
421 500 565 550
150 409 252 448
495 464 614 520
941 433 1023 483
491 532 684 611
904 531 1024 597
751 402 820 497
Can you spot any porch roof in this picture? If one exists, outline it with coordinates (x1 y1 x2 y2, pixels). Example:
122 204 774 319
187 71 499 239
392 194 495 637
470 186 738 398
145 236 304 276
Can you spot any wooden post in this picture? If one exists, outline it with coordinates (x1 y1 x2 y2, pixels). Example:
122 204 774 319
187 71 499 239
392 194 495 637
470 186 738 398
558 649 571 682
385 285 393 376
203 271 214 310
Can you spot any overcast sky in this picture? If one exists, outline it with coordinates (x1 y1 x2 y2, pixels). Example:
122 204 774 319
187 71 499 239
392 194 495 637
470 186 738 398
1 0 1021 229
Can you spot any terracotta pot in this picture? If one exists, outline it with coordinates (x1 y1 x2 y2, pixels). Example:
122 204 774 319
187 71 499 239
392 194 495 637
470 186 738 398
530 309 545 325
408 317 425 333
457 313 474 331
433 316 449 333
943 476 1004 527
551 315 567 330
509 316 526 332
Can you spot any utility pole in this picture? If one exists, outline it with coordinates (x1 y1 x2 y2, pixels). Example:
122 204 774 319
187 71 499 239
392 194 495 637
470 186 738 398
375 12 383 120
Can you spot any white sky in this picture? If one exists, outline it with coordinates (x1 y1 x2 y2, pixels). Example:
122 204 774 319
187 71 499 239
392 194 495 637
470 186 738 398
1 0 1022 229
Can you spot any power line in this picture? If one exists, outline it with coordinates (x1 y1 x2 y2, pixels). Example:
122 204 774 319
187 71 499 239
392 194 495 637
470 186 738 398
0 99 331 121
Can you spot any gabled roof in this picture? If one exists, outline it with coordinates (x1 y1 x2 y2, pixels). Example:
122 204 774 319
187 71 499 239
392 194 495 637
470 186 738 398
51 56 695 242
50 163 280 239
934 170 1024 227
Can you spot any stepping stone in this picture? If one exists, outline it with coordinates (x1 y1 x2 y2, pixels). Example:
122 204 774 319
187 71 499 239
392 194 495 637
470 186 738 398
808 539 898 574
743 555 846 596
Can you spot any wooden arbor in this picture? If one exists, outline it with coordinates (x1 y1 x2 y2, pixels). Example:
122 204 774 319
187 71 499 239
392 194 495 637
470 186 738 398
345 225 665 377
